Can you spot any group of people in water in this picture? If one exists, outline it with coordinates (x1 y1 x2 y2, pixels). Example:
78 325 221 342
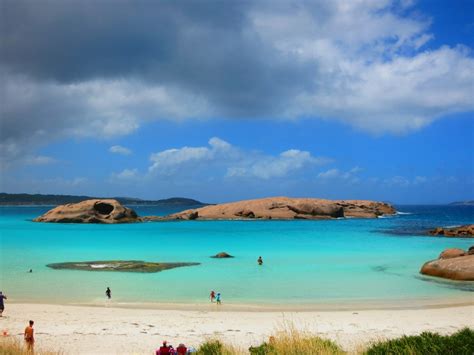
208 257 263 305
209 290 221 304
105 257 264 305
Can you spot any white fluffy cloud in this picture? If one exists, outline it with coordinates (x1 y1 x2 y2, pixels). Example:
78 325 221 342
317 166 363 181
227 149 330 179
146 137 328 179
110 168 139 180
109 145 132 156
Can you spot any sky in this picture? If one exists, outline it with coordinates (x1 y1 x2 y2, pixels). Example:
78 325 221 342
1 0 473 204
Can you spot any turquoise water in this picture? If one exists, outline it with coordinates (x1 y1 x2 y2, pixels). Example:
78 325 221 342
0 205 473 306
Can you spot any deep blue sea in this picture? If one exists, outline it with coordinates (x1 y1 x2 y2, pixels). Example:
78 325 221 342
0 205 473 307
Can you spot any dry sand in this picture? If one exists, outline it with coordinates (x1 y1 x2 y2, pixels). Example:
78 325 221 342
0 302 473 354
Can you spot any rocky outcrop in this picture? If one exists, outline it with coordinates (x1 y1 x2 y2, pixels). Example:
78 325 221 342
211 252 234 258
428 225 474 237
153 197 395 221
34 199 139 224
439 248 466 259
420 247 474 281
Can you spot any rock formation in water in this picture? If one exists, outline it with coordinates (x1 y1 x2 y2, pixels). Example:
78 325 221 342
149 197 396 221
47 260 200 273
420 247 474 281
211 252 234 258
428 225 474 237
34 199 139 223
35 197 395 223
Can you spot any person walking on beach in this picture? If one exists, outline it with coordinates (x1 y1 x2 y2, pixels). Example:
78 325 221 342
257 256 263 265
0 291 7 317
105 287 111 299
210 290 216 302
24 320 34 351
216 292 221 305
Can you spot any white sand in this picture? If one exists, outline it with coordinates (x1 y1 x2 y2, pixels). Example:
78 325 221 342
0 302 473 354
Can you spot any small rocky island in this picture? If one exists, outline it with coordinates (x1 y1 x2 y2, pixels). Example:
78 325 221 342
148 197 396 221
34 197 396 223
34 199 140 223
47 260 200 273
428 225 474 238
420 247 474 281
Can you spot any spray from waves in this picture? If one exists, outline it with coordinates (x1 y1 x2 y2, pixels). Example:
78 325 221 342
396 211 413 215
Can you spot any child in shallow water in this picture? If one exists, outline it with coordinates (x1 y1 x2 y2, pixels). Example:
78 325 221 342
216 293 221 305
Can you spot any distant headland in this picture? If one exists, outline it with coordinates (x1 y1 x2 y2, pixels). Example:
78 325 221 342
449 200 474 206
34 197 396 223
0 192 206 206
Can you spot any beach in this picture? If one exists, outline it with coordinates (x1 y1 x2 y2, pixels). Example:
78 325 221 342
1 302 473 354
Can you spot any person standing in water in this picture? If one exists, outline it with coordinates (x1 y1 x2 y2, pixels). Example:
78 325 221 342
210 290 216 303
24 320 35 351
0 291 7 317
105 287 111 299
257 256 263 265
216 293 221 305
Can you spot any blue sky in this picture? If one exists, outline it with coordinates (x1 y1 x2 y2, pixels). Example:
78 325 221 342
1 0 473 204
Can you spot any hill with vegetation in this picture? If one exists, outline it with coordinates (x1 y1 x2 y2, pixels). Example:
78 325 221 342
0 193 207 206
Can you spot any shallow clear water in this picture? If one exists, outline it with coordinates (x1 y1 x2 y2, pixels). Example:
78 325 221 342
0 205 473 306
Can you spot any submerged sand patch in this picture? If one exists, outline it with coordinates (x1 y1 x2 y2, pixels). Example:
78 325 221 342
46 260 200 273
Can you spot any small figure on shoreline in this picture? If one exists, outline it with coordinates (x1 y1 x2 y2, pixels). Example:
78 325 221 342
0 291 7 317
24 320 34 351
210 290 215 303
258 256 263 265
216 292 221 305
105 287 111 299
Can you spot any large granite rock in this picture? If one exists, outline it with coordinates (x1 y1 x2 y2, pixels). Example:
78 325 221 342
428 225 474 237
420 247 474 281
152 197 395 221
34 199 139 224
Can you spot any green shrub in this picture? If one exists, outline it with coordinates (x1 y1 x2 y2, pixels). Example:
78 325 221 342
249 342 273 355
365 327 474 355
196 339 241 355
248 329 344 355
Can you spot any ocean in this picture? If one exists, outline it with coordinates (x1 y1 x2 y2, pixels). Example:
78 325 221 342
0 205 472 307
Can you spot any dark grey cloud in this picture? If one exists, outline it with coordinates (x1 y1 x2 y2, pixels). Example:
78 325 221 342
1 0 309 116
